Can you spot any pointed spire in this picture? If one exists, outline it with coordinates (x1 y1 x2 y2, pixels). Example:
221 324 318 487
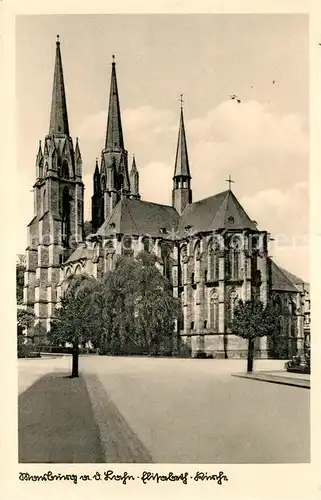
36 140 43 163
130 154 140 199
49 35 70 136
131 153 137 171
94 157 100 178
173 98 191 179
75 137 82 162
93 157 101 194
105 56 124 150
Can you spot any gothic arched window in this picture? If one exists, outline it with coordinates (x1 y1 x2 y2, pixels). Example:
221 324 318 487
226 290 238 330
161 242 172 282
208 239 219 281
142 236 150 253
62 160 69 179
122 235 133 257
227 235 242 280
210 289 219 333
62 187 71 248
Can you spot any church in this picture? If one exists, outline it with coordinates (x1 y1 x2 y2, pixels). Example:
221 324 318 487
23 36 308 358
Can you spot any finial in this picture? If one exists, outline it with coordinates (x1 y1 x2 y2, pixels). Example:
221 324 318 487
179 93 184 109
56 34 60 44
76 136 79 143
225 174 235 190
133 153 135 159
112 54 115 64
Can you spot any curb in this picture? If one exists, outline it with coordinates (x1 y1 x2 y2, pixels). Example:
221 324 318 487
232 372 310 389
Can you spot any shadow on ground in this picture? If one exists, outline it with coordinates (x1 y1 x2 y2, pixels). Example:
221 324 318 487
18 372 104 463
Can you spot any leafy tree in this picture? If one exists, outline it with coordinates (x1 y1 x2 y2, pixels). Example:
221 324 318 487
50 274 101 377
106 252 180 355
16 264 25 305
231 297 278 372
17 309 34 331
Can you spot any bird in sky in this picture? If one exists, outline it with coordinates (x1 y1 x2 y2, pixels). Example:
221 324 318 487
237 99 242 103
272 80 275 84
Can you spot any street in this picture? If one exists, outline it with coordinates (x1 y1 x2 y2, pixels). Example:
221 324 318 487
18 356 310 463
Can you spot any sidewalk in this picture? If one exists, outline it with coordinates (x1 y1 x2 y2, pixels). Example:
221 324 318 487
18 372 105 463
232 370 310 389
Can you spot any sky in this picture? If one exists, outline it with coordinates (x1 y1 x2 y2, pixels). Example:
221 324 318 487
16 14 309 280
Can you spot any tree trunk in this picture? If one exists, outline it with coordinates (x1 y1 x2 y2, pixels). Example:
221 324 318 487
247 337 255 373
71 339 79 378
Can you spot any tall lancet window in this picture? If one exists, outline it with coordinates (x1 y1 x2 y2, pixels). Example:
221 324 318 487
179 244 188 286
210 289 219 333
62 160 69 179
208 239 220 281
105 241 115 272
194 240 201 281
62 187 71 247
227 235 242 280
161 242 172 282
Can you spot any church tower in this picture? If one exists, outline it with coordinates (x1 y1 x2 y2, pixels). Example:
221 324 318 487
97 57 130 225
172 98 192 214
24 36 84 333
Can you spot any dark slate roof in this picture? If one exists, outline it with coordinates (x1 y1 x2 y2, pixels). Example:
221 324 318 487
178 189 257 235
64 243 93 264
279 267 305 286
97 197 179 238
270 259 300 292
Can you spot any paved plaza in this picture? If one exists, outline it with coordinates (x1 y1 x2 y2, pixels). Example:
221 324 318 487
18 356 310 463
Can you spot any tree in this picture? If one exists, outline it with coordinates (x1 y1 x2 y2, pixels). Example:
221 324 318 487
231 297 278 372
17 308 34 332
16 264 25 305
95 251 180 356
50 274 101 377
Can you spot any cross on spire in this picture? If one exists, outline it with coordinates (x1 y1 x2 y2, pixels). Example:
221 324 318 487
225 174 235 190
179 93 184 108
112 54 115 63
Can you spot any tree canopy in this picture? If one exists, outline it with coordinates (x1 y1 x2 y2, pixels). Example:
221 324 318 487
16 264 25 305
231 297 278 372
50 251 180 358
232 298 278 340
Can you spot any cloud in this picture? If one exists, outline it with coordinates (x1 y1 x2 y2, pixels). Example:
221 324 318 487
139 161 173 206
75 106 175 145
187 100 308 201
240 182 309 280
240 182 308 236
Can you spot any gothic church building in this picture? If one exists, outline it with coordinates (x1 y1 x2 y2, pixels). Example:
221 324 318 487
24 37 306 358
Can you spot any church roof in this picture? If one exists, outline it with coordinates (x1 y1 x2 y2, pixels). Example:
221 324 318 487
279 267 306 286
97 197 179 238
178 189 257 235
64 243 93 264
270 259 300 292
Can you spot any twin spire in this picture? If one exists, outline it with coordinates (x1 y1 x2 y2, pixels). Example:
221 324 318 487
49 35 69 136
105 55 124 150
48 36 192 210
